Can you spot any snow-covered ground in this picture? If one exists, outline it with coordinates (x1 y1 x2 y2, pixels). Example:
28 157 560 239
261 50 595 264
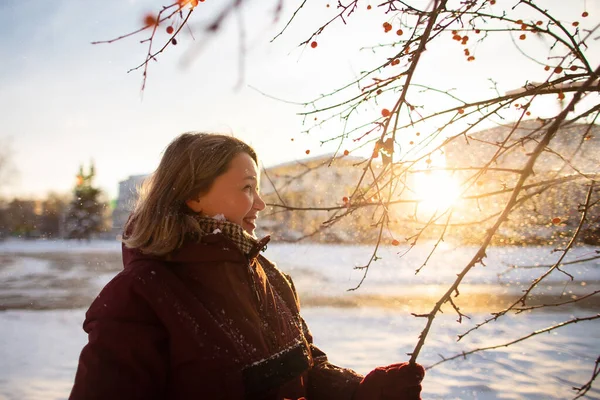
1 239 599 399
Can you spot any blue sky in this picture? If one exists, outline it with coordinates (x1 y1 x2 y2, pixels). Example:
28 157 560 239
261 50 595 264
0 0 598 199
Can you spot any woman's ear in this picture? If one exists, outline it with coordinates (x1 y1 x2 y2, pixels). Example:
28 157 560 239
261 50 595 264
185 198 203 213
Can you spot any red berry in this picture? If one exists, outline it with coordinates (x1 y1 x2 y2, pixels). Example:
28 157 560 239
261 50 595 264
552 217 561 224
582 11 589 17
311 41 318 48
143 14 158 27
381 108 391 117
166 26 174 34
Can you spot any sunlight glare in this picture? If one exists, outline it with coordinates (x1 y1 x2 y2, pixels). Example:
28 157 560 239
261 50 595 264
414 170 461 213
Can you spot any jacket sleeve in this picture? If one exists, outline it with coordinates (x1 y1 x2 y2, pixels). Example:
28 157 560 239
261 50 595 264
302 317 363 400
280 270 363 400
69 272 169 400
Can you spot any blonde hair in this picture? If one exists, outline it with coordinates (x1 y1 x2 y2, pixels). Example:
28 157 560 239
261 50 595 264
122 132 258 255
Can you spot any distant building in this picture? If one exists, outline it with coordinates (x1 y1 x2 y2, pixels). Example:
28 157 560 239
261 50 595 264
259 154 377 242
112 174 148 234
442 120 599 244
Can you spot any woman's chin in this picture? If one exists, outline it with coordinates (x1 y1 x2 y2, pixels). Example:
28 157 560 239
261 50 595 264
242 222 256 236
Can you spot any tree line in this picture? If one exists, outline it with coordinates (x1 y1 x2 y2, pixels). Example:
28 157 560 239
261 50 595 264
0 164 110 241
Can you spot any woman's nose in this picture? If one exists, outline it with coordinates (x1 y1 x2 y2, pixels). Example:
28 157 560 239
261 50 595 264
254 193 266 211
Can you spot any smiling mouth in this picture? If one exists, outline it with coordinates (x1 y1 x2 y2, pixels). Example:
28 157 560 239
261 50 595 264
243 217 257 228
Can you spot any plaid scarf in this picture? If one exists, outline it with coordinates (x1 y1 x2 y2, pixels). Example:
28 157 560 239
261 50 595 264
192 214 258 255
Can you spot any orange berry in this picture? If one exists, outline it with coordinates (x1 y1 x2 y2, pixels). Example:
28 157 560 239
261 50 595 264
521 24 528 30
342 196 349 203
381 108 391 117
166 26 174 34
558 92 565 100
305 149 311 155
367 4 372 10
425 158 432 164
143 14 158 27
467 56 475 61
552 217 561 224
544 65 550 71
570 65 577 71
516 19 523 25
452 30 458 35
376 89 382 95
383 22 392 33
582 11 589 17
409 141 414 145
554 66 563 73
391 59 399 66
311 41 318 48
416 132 420 136
490 0 496 4
453 34 462 41
177 0 194 8
526 111 531 116
391 239 400 246
396 29 404 36
458 108 465 114
536 21 543 26
343 150 350 156
519 34 526 40
572 21 579 27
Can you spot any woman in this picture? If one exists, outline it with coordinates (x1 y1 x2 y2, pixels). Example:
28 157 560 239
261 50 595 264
70 133 424 400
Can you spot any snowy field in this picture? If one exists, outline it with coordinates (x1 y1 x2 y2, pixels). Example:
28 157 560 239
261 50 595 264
1 239 599 399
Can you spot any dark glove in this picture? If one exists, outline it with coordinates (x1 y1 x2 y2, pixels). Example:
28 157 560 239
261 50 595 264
353 362 425 400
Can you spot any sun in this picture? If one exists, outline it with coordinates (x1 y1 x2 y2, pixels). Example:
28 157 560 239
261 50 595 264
413 170 461 213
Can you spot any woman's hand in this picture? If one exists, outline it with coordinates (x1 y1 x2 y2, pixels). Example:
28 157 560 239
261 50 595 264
353 362 425 400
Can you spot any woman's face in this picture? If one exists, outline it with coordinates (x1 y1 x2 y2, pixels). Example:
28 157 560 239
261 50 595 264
186 152 266 235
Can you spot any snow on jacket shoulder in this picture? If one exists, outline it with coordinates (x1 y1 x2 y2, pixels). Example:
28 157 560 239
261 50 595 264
69 233 362 400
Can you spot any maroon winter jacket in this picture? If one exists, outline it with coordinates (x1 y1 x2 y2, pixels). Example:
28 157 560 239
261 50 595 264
70 233 362 399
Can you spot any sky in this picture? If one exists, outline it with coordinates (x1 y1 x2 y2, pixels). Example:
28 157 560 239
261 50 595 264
0 0 598 200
